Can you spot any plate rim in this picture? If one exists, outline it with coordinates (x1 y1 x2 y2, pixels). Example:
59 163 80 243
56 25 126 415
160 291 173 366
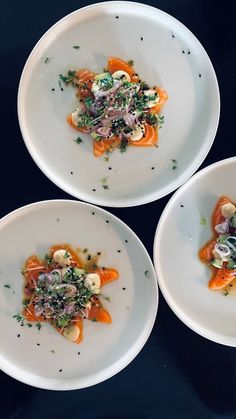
0 198 158 390
17 1 220 208
153 156 236 347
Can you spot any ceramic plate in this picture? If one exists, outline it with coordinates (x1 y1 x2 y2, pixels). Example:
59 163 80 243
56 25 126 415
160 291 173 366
154 157 236 347
0 200 157 390
17 1 220 207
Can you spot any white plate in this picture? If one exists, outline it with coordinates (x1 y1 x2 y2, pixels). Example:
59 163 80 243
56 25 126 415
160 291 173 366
17 1 220 207
0 200 157 390
154 157 236 347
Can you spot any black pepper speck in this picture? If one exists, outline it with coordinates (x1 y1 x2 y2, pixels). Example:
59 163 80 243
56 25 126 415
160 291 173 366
117 250 121 253
116 15 119 19
70 171 73 175
125 239 128 243
199 73 202 78
51 88 55 91
180 204 184 208
151 166 155 170
140 37 143 41
106 220 109 224
17 334 20 338
92 188 96 192
37 343 40 346
59 369 63 372
122 287 126 290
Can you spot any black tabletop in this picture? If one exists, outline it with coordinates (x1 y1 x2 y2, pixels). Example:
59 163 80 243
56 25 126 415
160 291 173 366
0 1 235 418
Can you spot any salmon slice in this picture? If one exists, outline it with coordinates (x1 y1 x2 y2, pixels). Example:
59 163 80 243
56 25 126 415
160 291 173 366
88 297 112 323
212 196 233 230
199 239 217 263
209 268 236 290
23 303 45 322
94 137 120 157
95 268 119 286
108 57 139 82
129 124 158 146
67 113 90 133
150 87 168 114
76 69 95 98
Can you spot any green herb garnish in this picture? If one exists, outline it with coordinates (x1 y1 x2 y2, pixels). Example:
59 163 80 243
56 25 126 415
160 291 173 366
73 45 80 49
171 159 178 170
35 322 42 331
127 59 134 66
91 318 98 322
13 314 25 326
4 284 11 289
75 137 83 144
44 57 50 64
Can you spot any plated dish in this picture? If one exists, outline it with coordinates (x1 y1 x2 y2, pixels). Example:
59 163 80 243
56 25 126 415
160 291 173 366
18 1 220 207
0 200 157 390
154 157 236 347
21 244 119 344
63 56 167 156
199 196 236 293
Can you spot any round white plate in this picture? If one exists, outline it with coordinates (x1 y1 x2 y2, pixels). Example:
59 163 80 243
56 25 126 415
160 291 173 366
0 200 157 390
18 1 220 207
154 157 236 347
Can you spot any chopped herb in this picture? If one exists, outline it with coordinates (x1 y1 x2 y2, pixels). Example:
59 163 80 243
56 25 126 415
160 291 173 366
74 137 83 144
45 254 53 265
58 80 64 91
27 323 33 328
64 251 70 259
200 216 207 226
44 57 50 64
224 289 229 296
157 115 165 127
73 45 80 49
104 296 111 302
4 284 11 289
102 184 109 190
83 248 88 253
59 70 76 85
127 59 134 66
145 270 151 279
91 318 98 322
104 156 109 162
51 350 55 353
13 314 25 326
35 322 42 331
171 159 178 170
119 137 128 153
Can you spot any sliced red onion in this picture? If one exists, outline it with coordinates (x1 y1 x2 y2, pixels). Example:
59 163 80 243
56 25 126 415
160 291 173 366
96 126 112 137
50 269 62 284
215 218 230 234
34 304 44 317
214 243 231 257
64 302 76 314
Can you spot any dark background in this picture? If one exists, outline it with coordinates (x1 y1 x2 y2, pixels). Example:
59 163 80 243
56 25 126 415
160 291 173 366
0 1 235 418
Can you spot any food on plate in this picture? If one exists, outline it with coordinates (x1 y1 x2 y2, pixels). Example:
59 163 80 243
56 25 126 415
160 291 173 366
21 244 119 343
60 57 168 156
199 196 236 293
